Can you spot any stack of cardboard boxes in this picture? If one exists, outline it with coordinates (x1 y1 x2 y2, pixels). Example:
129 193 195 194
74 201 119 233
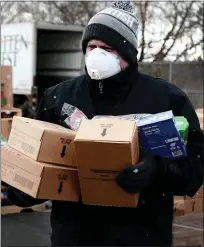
1 65 23 201
1 114 203 214
1 116 80 202
174 186 203 216
1 66 13 110
1 66 22 141
1 108 22 141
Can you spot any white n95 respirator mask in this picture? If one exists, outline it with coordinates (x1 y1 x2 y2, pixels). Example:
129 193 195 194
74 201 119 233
85 48 121 80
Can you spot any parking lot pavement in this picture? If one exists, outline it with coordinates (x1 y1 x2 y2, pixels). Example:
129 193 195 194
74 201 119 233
1 211 203 246
173 213 203 246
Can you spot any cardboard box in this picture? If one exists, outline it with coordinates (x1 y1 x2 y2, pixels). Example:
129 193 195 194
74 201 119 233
184 198 204 214
184 199 195 214
1 146 80 201
1 118 12 140
174 199 185 216
174 198 204 216
193 198 203 213
1 66 13 109
174 196 185 201
174 199 193 216
8 116 77 167
74 119 140 207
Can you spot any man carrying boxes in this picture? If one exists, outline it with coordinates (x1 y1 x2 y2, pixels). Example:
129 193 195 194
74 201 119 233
4 1 203 247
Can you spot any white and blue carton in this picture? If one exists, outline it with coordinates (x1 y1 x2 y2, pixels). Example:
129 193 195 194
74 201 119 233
137 111 187 159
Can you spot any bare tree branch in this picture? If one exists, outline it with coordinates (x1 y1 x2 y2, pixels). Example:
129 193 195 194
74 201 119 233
159 1 194 60
1 1 203 62
137 1 149 62
153 2 179 61
174 39 203 61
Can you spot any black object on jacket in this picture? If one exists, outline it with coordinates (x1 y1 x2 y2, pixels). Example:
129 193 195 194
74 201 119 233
7 66 203 246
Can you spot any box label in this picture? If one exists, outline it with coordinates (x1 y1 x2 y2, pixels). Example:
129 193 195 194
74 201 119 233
8 128 40 159
2 159 39 196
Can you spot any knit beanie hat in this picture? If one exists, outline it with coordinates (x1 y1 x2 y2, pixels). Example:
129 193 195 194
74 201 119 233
82 1 139 65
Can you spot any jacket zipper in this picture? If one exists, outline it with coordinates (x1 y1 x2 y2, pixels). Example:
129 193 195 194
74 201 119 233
99 81 103 96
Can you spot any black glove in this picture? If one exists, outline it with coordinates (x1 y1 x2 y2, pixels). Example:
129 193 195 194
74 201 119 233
116 150 159 194
187 128 203 163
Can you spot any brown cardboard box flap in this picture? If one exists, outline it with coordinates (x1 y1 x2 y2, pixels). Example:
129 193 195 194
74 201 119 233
11 116 76 141
75 119 137 143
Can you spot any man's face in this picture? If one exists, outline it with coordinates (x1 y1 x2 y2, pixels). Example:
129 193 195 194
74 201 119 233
86 39 129 71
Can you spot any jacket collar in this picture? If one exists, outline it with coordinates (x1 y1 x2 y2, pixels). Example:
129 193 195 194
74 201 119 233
86 65 139 101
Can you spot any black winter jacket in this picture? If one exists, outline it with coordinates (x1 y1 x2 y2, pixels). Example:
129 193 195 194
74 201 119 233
7 67 203 246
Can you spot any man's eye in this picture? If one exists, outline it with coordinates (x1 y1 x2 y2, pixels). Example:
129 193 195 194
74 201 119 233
105 48 114 52
100 46 112 52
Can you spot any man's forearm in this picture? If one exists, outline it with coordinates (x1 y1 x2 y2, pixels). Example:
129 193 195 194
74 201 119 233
7 186 47 208
156 153 203 197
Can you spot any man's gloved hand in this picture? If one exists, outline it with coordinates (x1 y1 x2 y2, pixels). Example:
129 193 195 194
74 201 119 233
7 186 46 207
116 149 159 193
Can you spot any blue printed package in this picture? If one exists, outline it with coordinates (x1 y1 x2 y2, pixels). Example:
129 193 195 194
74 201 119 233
137 111 187 159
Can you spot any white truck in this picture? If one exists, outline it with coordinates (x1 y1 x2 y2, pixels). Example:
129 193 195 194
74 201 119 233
1 22 85 115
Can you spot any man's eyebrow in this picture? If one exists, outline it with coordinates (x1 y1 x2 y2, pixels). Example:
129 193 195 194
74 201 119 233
87 44 113 50
87 44 97 47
